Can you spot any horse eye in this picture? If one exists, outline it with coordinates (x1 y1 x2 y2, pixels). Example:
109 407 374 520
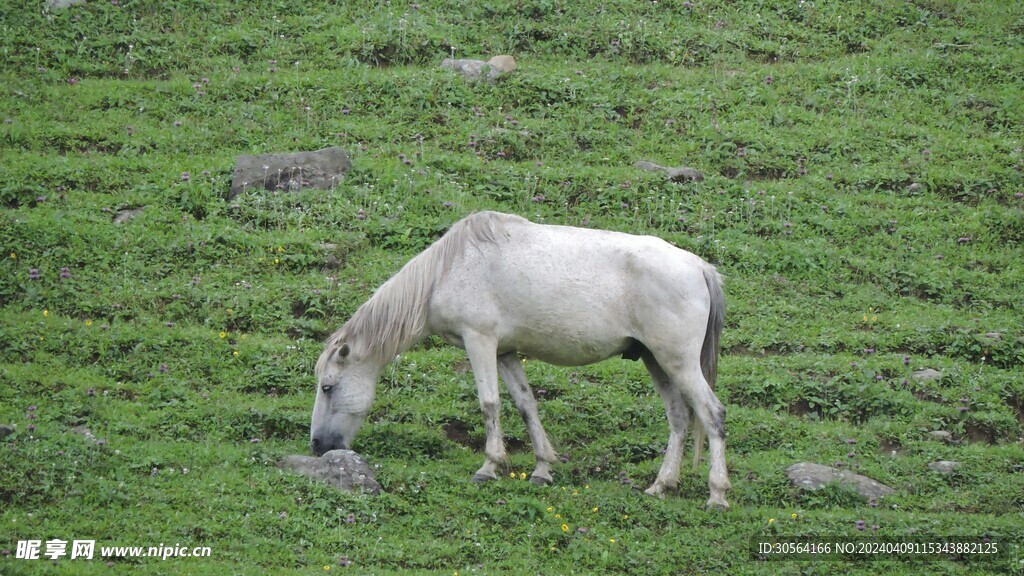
321 384 334 394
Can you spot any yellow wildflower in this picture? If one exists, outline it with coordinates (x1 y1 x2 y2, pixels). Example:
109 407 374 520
609 538 616 543
9 253 15 259
561 524 568 532
85 320 92 326
592 507 599 513
547 507 553 513
555 514 561 519
519 472 526 480
791 513 798 520
768 518 775 524
219 331 227 339
43 309 48 317
233 350 239 357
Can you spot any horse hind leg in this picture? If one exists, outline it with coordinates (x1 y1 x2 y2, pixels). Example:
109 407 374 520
497 352 558 485
642 353 691 498
649 352 731 510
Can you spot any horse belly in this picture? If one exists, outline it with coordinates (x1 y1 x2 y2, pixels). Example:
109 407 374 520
504 328 633 366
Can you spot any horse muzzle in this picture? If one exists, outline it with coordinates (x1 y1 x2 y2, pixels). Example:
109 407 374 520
310 434 347 456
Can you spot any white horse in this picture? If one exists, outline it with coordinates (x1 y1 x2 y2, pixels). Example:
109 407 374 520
311 211 731 509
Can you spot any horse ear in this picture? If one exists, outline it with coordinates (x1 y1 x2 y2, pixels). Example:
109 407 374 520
336 343 350 360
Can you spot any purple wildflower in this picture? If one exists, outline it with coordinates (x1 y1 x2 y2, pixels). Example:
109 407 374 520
181 172 190 182
338 556 351 567
356 209 366 220
28 424 36 433
88 388 95 397
856 520 866 531
60 267 71 279
28 268 40 281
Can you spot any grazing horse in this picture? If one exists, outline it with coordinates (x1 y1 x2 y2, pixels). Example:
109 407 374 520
311 211 731 509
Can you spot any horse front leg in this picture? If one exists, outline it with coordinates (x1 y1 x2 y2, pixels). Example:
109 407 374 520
497 352 558 485
463 332 508 482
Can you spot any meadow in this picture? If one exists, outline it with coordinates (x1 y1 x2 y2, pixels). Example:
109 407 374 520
1 0 1023 574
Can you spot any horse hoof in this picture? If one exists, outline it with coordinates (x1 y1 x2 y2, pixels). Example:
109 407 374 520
643 485 667 499
471 473 497 483
529 475 552 486
705 499 730 511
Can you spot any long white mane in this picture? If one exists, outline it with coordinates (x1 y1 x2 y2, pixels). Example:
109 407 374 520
315 211 522 375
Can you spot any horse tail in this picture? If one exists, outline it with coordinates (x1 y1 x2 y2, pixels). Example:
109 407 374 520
693 263 725 468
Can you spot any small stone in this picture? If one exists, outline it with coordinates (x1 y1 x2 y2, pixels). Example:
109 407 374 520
70 425 105 445
487 55 517 74
113 207 144 225
441 55 516 82
928 461 960 475
229 146 351 200
46 0 86 9
278 449 381 495
786 462 895 500
911 368 942 382
927 430 953 443
634 160 704 183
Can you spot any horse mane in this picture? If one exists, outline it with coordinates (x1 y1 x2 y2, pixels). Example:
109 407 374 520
316 211 522 375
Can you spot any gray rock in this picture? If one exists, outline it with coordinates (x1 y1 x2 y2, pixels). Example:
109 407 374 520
634 160 704 183
278 449 380 495
786 462 895 500
70 425 104 445
46 0 86 9
928 460 960 475
441 55 516 81
912 368 942 382
114 207 144 225
229 146 351 200
0 425 14 440
927 430 953 443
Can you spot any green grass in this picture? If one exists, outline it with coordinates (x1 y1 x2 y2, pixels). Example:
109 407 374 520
1 0 1023 574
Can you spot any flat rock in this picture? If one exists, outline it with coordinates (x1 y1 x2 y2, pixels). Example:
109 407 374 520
440 55 516 81
928 460 960 475
46 0 86 9
278 449 380 495
70 425 104 445
0 425 14 440
114 207 144 225
634 159 704 182
786 462 894 500
912 368 942 382
927 430 953 443
229 146 351 200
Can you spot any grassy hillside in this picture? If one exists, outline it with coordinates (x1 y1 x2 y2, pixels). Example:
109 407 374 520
1 0 1023 574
